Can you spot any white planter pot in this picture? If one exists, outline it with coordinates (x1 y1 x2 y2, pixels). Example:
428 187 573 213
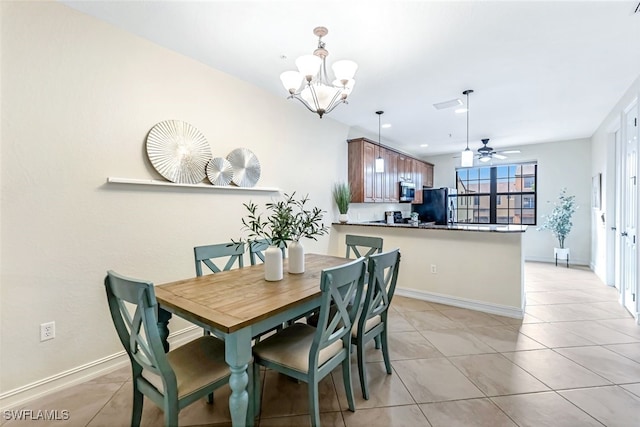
288 240 305 274
338 213 349 223
554 247 570 259
264 245 283 281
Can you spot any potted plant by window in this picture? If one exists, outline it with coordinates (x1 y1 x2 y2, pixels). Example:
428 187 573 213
240 192 328 279
538 188 577 267
333 182 352 223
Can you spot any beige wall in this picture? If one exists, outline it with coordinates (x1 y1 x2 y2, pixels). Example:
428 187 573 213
0 1 349 394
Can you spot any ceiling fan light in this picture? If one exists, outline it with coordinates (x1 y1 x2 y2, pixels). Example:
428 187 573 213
479 156 491 163
295 54 321 78
280 71 303 92
332 59 358 81
461 148 474 167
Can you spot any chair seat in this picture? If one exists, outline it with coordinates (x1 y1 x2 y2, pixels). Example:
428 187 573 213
253 323 343 373
142 336 229 398
351 315 381 338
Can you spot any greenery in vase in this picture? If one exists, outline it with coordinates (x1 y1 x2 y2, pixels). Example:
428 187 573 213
538 188 577 249
239 192 328 248
332 182 351 215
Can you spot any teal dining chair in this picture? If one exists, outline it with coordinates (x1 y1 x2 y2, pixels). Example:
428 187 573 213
252 257 367 427
353 249 401 400
248 239 286 266
104 270 251 427
194 242 245 275
345 234 384 259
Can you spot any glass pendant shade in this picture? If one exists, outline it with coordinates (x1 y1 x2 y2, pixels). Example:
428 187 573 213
300 84 341 111
295 55 322 78
280 71 303 92
375 156 385 173
479 156 491 163
332 60 358 81
461 148 474 167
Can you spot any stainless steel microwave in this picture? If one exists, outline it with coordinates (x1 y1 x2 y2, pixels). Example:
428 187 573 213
399 181 416 202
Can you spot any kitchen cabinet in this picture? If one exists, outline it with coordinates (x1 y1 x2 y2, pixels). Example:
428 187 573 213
348 137 434 203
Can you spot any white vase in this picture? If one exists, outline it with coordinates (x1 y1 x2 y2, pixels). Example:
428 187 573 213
264 245 283 281
288 240 305 274
554 247 570 259
338 213 349 223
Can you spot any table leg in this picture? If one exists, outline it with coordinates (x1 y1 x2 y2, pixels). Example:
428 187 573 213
224 328 253 427
157 308 172 352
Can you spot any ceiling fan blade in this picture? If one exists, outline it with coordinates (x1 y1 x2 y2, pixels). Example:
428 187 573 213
500 150 521 154
493 153 507 159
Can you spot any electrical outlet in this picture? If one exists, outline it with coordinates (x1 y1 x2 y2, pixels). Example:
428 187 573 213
40 321 55 341
430 264 437 274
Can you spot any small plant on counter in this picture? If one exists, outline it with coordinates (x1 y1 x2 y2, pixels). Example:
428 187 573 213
332 182 352 215
538 188 577 249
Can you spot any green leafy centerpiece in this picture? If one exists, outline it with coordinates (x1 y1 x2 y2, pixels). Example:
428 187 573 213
240 192 328 278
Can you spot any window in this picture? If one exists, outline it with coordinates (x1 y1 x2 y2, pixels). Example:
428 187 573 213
456 163 537 225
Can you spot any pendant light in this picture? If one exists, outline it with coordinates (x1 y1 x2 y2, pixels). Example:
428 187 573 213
375 111 385 173
461 89 474 167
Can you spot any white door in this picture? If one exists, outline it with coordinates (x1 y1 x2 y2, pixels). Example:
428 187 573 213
621 102 638 315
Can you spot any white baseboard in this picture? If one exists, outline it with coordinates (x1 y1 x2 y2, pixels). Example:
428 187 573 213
525 256 589 266
0 326 201 411
395 287 524 319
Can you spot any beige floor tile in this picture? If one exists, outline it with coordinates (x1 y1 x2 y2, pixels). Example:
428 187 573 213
439 308 507 327
391 296 441 312
587 301 637 317
332 362 415 409
449 354 549 396
419 329 495 356
420 398 517 427
621 383 640 397
341 405 428 427
258 412 345 427
466 325 546 352
525 303 618 322
385 310 417 333
525 290 604 305
515 322 596 347
559 385 640 427
491 391 602 427
3 382 123 427
259 370 340 418
392 358 484 403
555 346 640 383
551 320 639 345
501 349 611 389
604 343 640 363
363 331 443 363
402 310 462 331
597 318 640 339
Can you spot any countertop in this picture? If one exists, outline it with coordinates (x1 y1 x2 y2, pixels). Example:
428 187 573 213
332 221 528 233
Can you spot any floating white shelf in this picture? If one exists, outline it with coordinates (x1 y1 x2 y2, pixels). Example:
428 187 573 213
106 177 281 192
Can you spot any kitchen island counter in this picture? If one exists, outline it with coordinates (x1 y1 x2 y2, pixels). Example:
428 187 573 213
330 223 526 318
333 221 528 233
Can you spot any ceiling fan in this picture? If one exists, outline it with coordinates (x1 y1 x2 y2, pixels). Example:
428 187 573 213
476 138 520 162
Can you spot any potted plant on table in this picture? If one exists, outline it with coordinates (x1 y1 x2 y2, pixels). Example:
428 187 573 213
240 192 328 279
538 188 577 267
333 182 352 223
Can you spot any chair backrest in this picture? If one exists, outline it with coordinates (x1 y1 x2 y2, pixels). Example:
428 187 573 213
248 239 286 265
194 242 245 276
358 249 401 331
104 271 174 384
310 257 367 367
345 235 383 259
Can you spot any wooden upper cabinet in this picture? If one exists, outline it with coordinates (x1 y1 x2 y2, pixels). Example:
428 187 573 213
348 137 434 204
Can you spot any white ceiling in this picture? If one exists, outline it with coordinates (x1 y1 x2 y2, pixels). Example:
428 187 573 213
61 0 640 158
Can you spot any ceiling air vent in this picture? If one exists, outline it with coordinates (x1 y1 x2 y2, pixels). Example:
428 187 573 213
433 98 462 110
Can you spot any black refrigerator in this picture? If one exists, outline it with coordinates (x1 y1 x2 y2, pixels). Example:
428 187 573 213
411 188 457 225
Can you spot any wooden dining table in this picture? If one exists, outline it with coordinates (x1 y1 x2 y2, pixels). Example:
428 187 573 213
154 253 350 427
